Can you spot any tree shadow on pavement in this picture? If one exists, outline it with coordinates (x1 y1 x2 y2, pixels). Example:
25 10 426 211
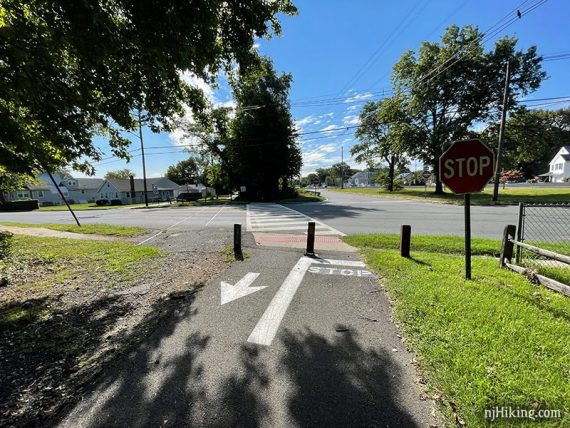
56 295 210 428
207 344 272 427
291 203 381 221
279 327 421 427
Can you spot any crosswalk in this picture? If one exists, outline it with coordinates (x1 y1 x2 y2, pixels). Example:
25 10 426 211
246 203 346 236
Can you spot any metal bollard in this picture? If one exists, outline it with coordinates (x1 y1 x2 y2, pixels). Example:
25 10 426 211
234 224 242 259
305 222 316 257
400 225 411 258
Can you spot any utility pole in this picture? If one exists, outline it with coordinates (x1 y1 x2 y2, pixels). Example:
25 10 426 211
138 110 149 207
492 61 511 202
341 146 344 189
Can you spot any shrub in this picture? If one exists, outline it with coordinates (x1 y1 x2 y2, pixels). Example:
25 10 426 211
110 199 122 206
0 200 39 211
0 231 13 260
95 199 109 206
40 201 54 207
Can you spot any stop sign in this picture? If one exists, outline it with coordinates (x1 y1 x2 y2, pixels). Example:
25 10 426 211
439 139 495 194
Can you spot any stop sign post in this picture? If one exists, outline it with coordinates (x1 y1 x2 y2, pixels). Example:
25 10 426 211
439 139 495 280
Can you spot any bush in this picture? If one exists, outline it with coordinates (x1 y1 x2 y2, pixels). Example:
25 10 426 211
95 199 109 206
0 231 13 260
41 201 54 207
374 173 404 191
0 200 40 211
110 199 122 206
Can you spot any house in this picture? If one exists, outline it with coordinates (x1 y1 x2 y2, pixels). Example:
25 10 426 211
61 178 104 204
96 177 180 204
3 172 70 206
347 170 379 187
543 146 570 183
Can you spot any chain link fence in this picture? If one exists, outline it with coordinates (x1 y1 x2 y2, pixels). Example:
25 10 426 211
516 203 570 286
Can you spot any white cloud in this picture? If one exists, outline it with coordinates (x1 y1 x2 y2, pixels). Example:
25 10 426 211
344 92 373 103
343 115 360 126
252 43 261 50
294 112 335 131
319 124 340 132
347 105 359 112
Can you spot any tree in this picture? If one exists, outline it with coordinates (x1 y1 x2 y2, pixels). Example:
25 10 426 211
165 158 199 185
0 0 297 175
0 167 38 203
353 97 411 192
391 25 545 193
331 162 353 183
479 108 570 177
228 57 301 200
104 169 136 180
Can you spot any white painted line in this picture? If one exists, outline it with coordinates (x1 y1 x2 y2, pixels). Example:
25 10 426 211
204 204 227 227
137 215 194 246
276 204 347 237
248 257 313 346
311 258 366 267
252 221 308 227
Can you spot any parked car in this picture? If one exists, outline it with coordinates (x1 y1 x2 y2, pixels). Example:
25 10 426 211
176 192 201 202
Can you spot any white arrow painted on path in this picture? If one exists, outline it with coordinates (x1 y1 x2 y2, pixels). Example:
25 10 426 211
221 273 265 305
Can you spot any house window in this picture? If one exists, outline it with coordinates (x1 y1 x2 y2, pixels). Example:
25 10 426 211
81 190 85 194
38 191 44 198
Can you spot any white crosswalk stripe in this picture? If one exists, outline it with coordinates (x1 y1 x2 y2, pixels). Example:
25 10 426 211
246 203 346 236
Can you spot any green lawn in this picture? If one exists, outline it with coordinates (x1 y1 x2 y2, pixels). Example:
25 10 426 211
276 189 325 203
0 222 147 237
38 203 145 211
332 187 570 205
0 235 162 292
345 234 570 427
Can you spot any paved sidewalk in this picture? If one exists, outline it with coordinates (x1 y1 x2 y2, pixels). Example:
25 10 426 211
58 242 441 427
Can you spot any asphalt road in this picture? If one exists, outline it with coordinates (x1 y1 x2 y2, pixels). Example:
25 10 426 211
293 190 519 239
0 191 520 239
58 245 440 427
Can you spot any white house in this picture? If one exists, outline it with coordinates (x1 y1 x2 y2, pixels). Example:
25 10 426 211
60 178 104 204
96 177 180 204
546 146 570 183
347 170 379 187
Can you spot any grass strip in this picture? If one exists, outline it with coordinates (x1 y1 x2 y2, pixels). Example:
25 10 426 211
347 234 570 427
0 222 147 237
331 187 570 205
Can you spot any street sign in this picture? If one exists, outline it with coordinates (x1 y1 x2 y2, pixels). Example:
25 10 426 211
439 139 495 195
312 178 320 186
439 139 495 280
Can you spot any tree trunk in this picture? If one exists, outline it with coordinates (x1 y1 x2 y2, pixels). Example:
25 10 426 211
388 156 395 192
433 160 444 194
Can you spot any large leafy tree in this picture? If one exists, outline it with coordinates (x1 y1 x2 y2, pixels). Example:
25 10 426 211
229 58 301 200
392 25 545 193
104 168 136 180
0 0 297 175
353 96 412 191
0 167 38 203
165 158 199 185
479 108 570 177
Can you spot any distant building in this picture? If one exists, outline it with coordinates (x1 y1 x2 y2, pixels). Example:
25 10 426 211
541 146 570 183
96 177 180 204
61 178 104 203
347 170 379 187
3 172 69 206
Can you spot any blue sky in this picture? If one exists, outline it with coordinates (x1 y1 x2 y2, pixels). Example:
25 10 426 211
83 0 570 179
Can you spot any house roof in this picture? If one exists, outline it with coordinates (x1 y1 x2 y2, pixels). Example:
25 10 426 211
25 184 51 191
100 177 179 193
561 154 570 161
73 178 104 190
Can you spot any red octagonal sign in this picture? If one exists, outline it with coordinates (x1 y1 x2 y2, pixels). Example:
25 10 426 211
439 139 495 194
